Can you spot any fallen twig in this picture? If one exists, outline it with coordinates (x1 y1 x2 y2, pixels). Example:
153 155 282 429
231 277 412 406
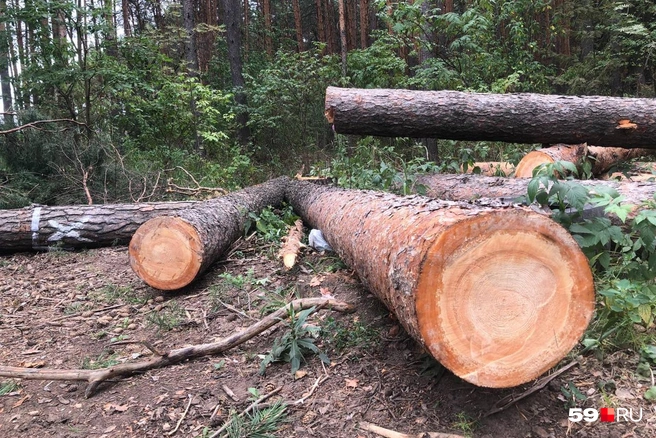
168 393 193 436
209 387 282 438
0 298 354 398
484 359 579 417
293 374 329 405
359 421 465 438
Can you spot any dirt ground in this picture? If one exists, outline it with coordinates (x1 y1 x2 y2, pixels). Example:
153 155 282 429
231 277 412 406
1 238 655 437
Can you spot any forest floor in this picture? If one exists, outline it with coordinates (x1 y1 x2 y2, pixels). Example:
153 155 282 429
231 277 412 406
1 237 655 438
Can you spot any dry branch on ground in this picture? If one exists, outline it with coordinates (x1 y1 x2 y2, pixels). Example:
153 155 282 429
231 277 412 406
0 298 354 398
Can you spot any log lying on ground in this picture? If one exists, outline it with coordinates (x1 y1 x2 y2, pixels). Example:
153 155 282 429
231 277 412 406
414 173 656 209
514 143 656 178
325 87 656 147
129 177 288 290
0 201 197 252
285 180 594 387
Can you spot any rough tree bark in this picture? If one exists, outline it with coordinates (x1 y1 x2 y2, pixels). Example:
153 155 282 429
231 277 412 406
0 202 197 253
223 0 250 146
514 143 656 178
413 173 656 209
0 0 13 115
285 180 594 388
292 0 303 52
337 0 347 77
130 177 288 290
324 87 656 148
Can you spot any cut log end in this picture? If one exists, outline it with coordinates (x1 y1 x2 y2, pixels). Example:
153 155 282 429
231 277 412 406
514 150 555 178
129 216 203 290
416 210 594 388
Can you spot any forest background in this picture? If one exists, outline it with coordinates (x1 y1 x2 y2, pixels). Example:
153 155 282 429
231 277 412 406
0 0 655 207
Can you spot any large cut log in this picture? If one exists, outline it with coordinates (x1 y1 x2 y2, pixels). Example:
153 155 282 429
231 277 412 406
325 87 656 148
514 143 656 178
414 173 656 209
0 202 196 252
129 177 288 290
285 180 594 388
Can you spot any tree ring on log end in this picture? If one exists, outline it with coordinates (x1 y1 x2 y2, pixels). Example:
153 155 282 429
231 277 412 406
415 210 594 388
129 216 203 290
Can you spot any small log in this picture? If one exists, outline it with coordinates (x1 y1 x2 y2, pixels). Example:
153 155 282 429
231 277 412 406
0 201 196 252
514 144 656 178
129 177 288 290
325 87 656 147
279 219 304 270
285 180 594 388
413 173 656 210
0 298 354 398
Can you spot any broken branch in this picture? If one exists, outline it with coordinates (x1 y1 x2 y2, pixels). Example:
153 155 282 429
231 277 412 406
0 298 354 398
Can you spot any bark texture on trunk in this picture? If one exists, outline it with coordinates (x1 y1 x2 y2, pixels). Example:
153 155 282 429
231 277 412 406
0 202 196 252
285 180 594 388
324 87 656 147
414 173 656 209
129 177 288 290
515 144 656 178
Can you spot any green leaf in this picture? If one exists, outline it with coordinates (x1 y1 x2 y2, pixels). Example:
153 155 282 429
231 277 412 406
644 386 656 401
638 304 652 324
527 178 539 202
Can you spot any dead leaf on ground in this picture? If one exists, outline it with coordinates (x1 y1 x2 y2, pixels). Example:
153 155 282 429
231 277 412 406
104 403 130 413
319 287 334 298
309 276 324 287
12 395 30 408
345 378 359 389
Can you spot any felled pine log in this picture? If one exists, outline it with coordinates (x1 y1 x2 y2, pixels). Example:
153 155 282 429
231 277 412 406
0 201 196 252
413 173 656 210
325 87 656 147
514 143 656 178
129 176 288 290
285 180 594 388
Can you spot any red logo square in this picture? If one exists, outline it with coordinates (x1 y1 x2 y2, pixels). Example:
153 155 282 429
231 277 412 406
600 407 615 422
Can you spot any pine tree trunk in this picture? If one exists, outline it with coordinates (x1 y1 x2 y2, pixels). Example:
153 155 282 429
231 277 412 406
324 0 337 55
316 0 325 48
346 0 356 49
223 0 250 146
0 202 199 253
338 0 347 77
262 0 273 57
325 87 656 148
285 180 594 388
413 173 656 212
121 0 131 37
292 0 303 51
0 0 13 115
130 177 288 290
359 0 369 48
514 144 656 178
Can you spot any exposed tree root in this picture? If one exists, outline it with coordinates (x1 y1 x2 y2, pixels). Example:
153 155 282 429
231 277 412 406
0 298 354 398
